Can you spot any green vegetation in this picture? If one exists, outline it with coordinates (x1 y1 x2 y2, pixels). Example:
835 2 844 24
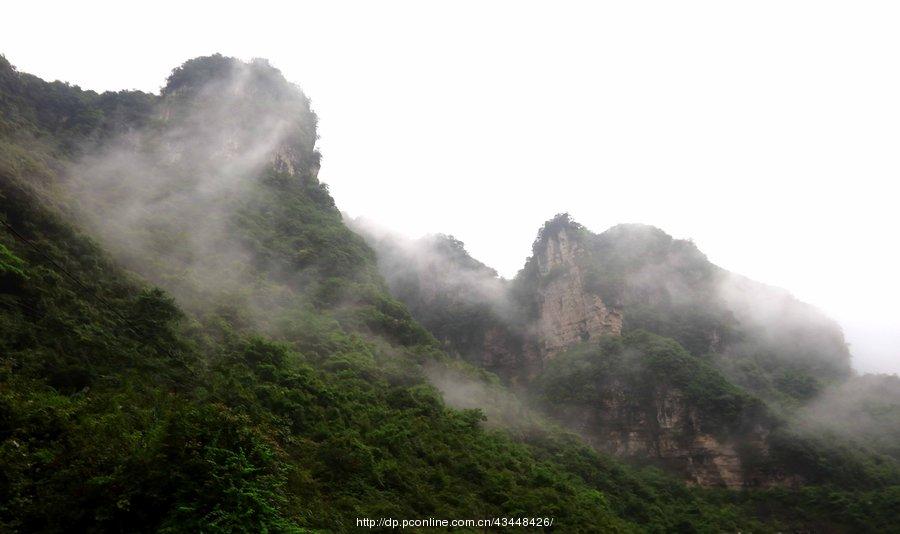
359 232 524 372
534 331 898 489
513 214 853 406
536 332 768 436
1 54 899 532
0 119 742 531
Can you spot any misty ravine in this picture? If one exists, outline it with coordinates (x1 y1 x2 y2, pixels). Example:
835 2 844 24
1 54 899 533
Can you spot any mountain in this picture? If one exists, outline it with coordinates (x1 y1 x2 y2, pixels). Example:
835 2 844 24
358 215 899 489
1 54 899 532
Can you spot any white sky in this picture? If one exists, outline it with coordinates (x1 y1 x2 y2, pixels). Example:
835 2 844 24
4 1 898 375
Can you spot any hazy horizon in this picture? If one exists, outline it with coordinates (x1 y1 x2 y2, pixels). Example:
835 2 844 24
4 1 898 375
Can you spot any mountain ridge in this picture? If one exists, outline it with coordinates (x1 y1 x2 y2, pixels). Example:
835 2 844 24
357 212 891 489
1 53 898 532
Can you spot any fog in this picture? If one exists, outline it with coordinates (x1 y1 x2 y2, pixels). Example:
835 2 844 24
358 218 856 379
63 58 314 318
357 219 898 461
5 1 898 375
423 363 539 433
799 374 900 457
350 217 516 322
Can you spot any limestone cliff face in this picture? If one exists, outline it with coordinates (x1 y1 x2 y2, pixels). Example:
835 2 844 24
560 384 773 488
521 223 785 488
360 218 795 487
533 225 622 359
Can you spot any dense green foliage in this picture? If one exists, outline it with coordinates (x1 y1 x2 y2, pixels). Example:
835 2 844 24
359 207 900 526
0 111 749 532
515 215 854 406
534 332 898 488
536 332 769 436
2 54 899 533
356 231 527 374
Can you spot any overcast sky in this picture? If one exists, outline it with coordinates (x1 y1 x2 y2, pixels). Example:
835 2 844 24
4 1 898 375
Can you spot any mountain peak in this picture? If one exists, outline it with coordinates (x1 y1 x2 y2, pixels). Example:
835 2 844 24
532 213 585 251
162 54 291 99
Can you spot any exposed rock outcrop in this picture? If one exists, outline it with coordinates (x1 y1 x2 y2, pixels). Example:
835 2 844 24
558 384 774 488
533 224 622 359
357 215 830 488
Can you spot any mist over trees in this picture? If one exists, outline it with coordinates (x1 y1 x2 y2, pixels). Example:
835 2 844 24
356 213 900 489
1 54 899 532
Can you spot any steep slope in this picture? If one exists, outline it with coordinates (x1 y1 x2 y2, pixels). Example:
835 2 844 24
534 332 774 488
358 214 898 490
512 215 852 399
350 228 536 381
799 373 900 461
364 214 853 402
518 217 623 359
2 54 898 532
0 54 783 533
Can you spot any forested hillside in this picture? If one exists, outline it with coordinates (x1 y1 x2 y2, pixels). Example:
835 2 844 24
359 217 900 520
1 54 899 532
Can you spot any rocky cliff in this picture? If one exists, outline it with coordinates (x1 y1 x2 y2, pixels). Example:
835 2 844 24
531 221 623 358
570 385 751 487
356 213 863 487
3 53 897 530
513 218 781 487
560 382 782 488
